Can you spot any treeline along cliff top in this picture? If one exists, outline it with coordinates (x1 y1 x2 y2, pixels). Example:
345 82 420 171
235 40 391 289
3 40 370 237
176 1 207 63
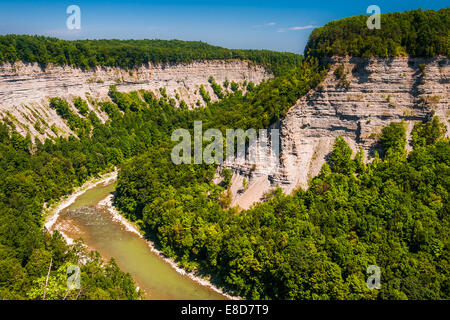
0 36 303 76
305 8 449 58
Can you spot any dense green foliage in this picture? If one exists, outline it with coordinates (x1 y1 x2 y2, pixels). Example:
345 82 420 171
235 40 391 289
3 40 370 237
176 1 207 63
49 97 92 137
2 50 448 299
305 8 449 58
0 123 143 299
0 35 303 75
116 119 449 299
193 59 325 130
1 8 448 300
0 58 322 299
73 97 89 116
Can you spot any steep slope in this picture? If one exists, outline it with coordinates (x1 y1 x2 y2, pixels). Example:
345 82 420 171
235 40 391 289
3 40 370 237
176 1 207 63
227 56 449 209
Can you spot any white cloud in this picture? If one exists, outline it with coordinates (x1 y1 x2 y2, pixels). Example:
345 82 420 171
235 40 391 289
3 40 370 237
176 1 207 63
254 22 276 28
278 25 317 33
289 25 317 30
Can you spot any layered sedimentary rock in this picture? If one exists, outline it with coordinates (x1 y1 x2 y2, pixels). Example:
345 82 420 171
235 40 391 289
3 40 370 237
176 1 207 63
226 56 449 209
0 60 271 138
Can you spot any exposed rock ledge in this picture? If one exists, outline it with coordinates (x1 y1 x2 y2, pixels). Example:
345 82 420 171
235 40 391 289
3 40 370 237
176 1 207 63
0 60 271 138
225 56 449 209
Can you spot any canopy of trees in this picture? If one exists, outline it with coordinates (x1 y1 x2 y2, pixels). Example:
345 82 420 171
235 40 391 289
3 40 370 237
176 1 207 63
0 35 303 76
305 8 449 58
115 118 449 300
0 124 142 299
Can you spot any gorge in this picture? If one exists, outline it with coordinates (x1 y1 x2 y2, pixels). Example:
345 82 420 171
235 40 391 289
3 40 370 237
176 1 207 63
0 8 448 301
226 56 449 209
0 59 271 139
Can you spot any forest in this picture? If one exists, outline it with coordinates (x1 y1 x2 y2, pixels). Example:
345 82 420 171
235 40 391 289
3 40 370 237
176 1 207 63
305 8 449 58
0 121 142 299
0 35 302 76
0 55 326 299
0 8 448 300
116 117 449 299
2 77 447 299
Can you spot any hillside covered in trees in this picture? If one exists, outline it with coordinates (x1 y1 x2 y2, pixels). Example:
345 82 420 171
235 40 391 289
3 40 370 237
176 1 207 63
112 8 449 299
116 117 449 299
0 54 327 299
0 122 142 299
305 8 449 58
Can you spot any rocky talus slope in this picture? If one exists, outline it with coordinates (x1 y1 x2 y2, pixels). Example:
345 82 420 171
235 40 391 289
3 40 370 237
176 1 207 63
226 56 449 209
0 60 271 138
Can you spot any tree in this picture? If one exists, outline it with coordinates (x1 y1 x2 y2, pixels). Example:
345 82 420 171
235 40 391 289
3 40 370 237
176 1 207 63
412 116 447 148
329 136 355 174
221 168 232 188
380 121 407 159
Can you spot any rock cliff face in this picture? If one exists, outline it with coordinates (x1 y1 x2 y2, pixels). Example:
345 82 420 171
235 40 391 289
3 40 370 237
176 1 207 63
0 60 271 138
226 56 449 209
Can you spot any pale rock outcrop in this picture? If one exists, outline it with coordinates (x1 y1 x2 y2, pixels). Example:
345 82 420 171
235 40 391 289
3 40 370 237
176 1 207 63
0 60 271 139
226 56 449 209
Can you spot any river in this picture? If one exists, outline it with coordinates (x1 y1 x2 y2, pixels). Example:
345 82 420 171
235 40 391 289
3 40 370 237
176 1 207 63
50 178 226 300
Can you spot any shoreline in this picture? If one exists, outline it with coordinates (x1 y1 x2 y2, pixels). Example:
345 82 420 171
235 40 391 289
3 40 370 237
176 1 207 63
97 194 239 300
44 170 118 243
45 171 239 300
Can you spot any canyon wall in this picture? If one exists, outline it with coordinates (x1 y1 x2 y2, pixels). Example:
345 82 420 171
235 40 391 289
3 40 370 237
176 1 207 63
0 60 271 138
225 56 450 209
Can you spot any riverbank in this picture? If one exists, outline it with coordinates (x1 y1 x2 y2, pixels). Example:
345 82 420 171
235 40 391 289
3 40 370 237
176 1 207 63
97 194 239 300
44 171 239 300
44 170 118 243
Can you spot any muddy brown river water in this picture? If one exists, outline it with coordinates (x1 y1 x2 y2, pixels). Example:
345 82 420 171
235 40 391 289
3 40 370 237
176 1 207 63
52 180 226 300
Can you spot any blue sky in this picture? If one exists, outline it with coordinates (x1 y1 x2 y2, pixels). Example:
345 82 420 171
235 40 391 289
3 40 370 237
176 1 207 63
0 1 447 53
